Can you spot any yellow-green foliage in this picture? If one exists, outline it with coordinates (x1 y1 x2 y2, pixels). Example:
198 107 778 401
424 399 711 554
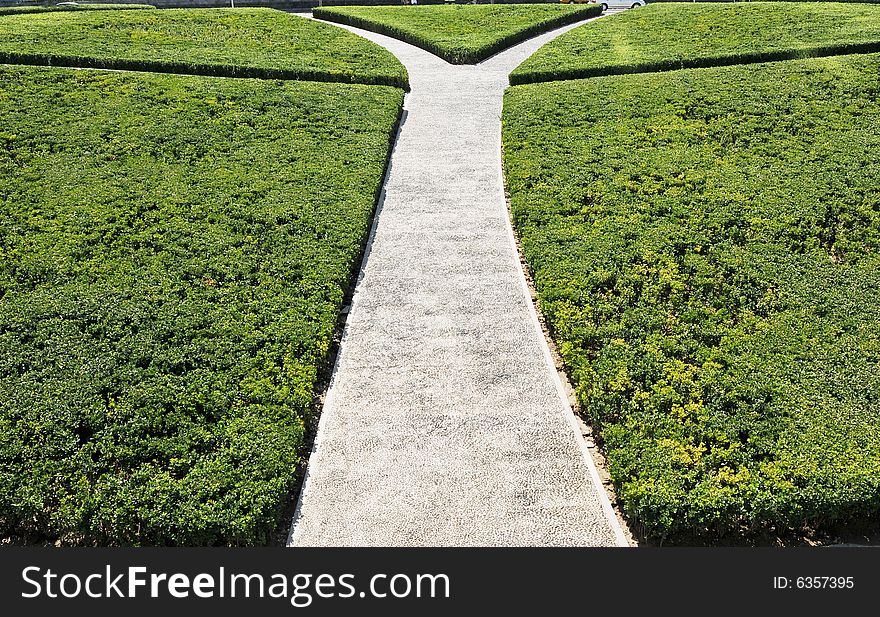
503 54 880 542
511 2 880 84
0 8 408 88
0 4 155 16
0 66 403 545
315 4 601 64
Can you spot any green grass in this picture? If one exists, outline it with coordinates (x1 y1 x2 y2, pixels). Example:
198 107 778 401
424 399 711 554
503 54 880 542
0 66 403 545
510 2 880 84
314 4 601 64
0 4 155 17
0 8 409 89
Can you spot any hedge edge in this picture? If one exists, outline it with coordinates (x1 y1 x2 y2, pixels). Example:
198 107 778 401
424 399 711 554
276 92 405 546
0 5 156 16
0 51 411 91
313 5 602 65
509 39 880 85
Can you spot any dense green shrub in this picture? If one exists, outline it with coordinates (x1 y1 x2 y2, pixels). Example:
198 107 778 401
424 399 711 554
314 4 601 64
0 66 403 545
510 2 880 84
0 8 409 89
0 4 155 16
503 53 880 542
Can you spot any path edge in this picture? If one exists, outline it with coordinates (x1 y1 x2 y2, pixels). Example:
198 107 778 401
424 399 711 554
496 148 632 549
289 16 631 547
286 104 408 548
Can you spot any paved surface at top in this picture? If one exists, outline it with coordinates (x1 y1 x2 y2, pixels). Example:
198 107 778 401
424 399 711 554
289 17 628 547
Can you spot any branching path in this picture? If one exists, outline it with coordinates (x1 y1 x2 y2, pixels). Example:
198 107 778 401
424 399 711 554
289 17 629 546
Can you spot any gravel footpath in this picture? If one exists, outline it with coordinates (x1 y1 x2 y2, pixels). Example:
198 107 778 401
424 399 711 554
288 17 628 547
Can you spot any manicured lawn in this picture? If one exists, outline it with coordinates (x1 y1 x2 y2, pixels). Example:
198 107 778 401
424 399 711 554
510 2 880 84
0 66 403 545
0 8 408 88
503 53 880 542
0 3 155 16
313 4 601 64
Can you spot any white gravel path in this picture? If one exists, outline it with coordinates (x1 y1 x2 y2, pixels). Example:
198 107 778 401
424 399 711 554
288 16 629 547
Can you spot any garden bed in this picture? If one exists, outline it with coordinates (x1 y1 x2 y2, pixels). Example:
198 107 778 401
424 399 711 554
0 66 403 545
0 8 409 88
510 2 880 84
314 4 601 64
503 53 880 542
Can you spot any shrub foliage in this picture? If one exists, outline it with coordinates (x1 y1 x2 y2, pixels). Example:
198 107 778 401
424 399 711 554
510 2 880 84
314 4 601 64
0 66 403 545
503 54 880 541
0 8 408 89
0 4 155 17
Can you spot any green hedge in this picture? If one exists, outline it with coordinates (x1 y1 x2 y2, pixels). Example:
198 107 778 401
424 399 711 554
510 2 880 84
0 4 155 16
314 4 602 64
0 66 403 545
503 53 880 542
0 8 409 89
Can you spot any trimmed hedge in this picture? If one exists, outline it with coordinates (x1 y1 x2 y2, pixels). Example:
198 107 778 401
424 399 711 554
0 8 409 89
0 66 403 545
314 4 602 64
502 54 880 542
510 2 880 84
0 3 155 15
0 4 155 16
